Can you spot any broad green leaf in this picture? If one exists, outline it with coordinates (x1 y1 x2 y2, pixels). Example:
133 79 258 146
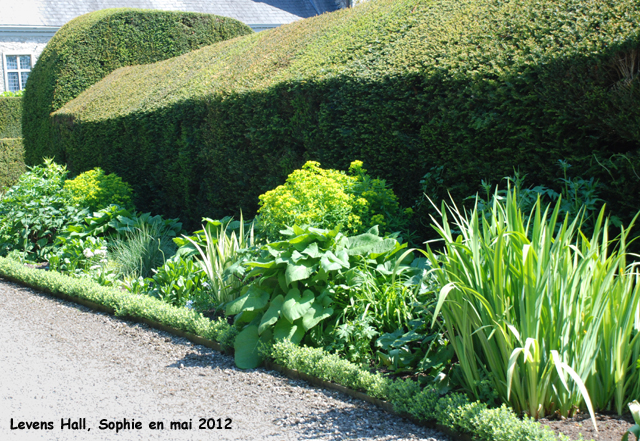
376 328 405 350
346 233 382 255
301 242 322 259
284 260 316 285
225 285 269 316
258 295 284 335
282 288 315 323
301 303 333 331
234 325 263 369
368 238 399 259
320 251 348 272
273 318 305 344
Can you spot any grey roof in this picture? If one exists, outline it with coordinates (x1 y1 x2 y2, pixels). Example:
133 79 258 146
0 0 340 27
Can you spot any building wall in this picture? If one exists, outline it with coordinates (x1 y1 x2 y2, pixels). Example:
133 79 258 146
0 37 49 93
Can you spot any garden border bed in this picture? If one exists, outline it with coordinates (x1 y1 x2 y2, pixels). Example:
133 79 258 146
0 263 472 440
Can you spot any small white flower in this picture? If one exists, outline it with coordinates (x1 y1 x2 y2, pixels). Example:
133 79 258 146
95 248 107 257
185 300 194 310
630 400 640 425
83 249 94 259
89 265 101 271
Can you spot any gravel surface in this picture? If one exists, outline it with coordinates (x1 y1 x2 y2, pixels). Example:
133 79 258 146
0 279 449 441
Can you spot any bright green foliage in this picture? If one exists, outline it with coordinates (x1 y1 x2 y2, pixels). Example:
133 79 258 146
0 256 234 344
0 97 22 138
272 340 566 440
59 204 134 240
180 216 256 309
0 91 24 97
110 217 179 279
64 168 134 212
228 224 414 369
127 257 209 308
270 339 390 398
0 138 25 190
48 235 113 283
51 0 640 230
258 160 409 240
423 185 640 422
23 8 252 165
0 159 85 260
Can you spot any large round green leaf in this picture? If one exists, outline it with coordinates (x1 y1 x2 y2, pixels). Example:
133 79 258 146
273 318 305 344
301 303 334 331
225 285 269 316
258 294 284 335
282 288 314 323
234 325 272 369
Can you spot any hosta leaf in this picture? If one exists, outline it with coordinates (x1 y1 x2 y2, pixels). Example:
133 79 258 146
320 251 348 272
301 303 333 331
258 295 284 335
369 238 401 259
273 318 305 344
225 285 269 316
234 325 271 369
284 260 315 285
346 233 382 255
301 242 322 259
282 288 314 322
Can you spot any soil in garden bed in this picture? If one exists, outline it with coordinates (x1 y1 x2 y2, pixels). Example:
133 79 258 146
540 411 634 441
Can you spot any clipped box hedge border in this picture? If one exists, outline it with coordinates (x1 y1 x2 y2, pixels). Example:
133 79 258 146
0 257 567 441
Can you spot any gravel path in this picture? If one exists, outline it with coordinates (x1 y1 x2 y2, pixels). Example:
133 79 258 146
0 279 449 441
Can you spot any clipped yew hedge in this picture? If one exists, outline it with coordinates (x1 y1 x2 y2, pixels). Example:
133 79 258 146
0 97 22 139
0 138 25 190
23 8 253 165
50 0 640 229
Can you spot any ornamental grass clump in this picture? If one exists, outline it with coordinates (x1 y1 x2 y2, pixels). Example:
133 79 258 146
423 186 640 427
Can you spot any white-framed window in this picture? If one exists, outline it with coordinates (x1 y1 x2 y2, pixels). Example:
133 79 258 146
3 54 33 92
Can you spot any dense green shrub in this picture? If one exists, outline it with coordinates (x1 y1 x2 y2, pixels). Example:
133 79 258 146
0 138 25 190
50 0 640 230
64 167 135 212
0 97 22 139
258 160 409 240
23 8 252 165
0 159 84 260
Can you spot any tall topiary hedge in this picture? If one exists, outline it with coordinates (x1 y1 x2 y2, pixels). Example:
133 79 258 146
0 138 25 190
50 0 640 229
0 97 22 139
23 8 253 165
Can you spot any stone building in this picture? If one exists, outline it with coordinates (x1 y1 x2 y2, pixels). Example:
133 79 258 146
0 0 341 92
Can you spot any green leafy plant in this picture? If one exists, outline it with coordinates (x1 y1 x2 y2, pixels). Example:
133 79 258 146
325 314 379 365
0 158 85 260
64 168 135 212
127 256 209 308
59 204 134 240
257 161 410 240
49 235 109 275
622 400 640 441
423 184 640 426
0 90 24 97
227 224 415 369
110 220 177 279
182 215 256 310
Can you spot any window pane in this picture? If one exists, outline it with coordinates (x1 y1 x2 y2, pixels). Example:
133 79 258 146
20 72 29 89
19 55 31 70
7 72 19 91
6 56 17 70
